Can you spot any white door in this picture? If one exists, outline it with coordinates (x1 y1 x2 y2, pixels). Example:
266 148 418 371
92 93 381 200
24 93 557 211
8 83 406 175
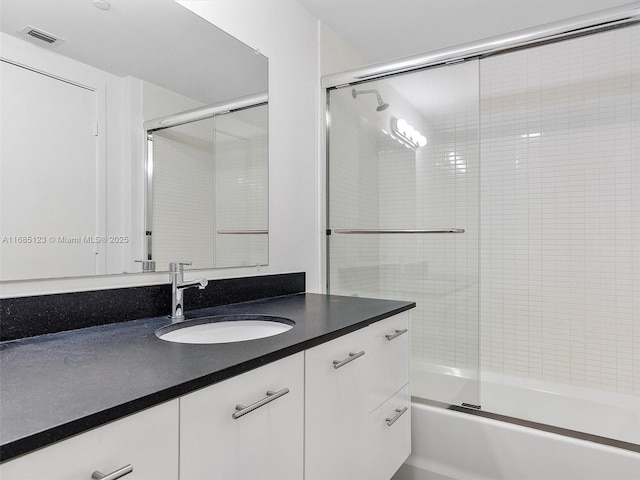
0 60 98 280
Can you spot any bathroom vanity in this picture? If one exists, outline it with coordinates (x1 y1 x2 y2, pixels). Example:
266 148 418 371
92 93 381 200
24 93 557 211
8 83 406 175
0 291 413 480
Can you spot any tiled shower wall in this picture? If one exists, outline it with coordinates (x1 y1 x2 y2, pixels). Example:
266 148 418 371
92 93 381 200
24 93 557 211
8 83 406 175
479 26 640 395
152 120 216 270
377 61 481 375
329 25 639 402
145 82 214 271
146 83 268 270
328 65 481 405
213 106 269 268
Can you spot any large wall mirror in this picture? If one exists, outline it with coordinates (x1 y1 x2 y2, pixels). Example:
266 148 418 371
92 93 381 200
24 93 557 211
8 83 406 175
0 0 268 282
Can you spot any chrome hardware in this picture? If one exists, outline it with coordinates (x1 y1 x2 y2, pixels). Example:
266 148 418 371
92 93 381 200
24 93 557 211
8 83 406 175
333 229 464 234
232 388 290 419
332 351 365 369
91 465 133 480
385 329 408 341
169 261 208 322
134 259 156 272
385 407 408 426
216 230 269 235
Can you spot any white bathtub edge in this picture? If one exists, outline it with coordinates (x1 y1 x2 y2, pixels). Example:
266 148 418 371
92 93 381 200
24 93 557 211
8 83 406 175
407 402 640 480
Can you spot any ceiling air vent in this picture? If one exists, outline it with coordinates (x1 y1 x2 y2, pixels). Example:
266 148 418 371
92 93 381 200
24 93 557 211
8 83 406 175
18 25 65 46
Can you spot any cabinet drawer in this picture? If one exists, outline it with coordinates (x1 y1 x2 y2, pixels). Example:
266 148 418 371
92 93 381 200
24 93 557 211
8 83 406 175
367 384 411 480
0 400 179 480
367 311 409 412
180 352 304 480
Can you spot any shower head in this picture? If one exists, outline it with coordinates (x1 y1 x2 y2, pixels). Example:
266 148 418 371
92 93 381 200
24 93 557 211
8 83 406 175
352 88 389 112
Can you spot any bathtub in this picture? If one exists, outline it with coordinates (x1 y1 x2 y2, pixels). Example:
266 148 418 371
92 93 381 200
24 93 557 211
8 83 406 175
395 363 640 480
393 402 640 480
411 362 640 444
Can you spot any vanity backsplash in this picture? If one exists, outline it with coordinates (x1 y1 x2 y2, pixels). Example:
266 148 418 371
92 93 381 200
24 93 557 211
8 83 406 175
0 272 305 342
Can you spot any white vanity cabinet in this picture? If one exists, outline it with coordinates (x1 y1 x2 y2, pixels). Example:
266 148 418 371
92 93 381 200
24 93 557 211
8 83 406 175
305 324 372 479
305 311 410 480
179 352 305 480
0 312 409 480
368 385 411 480
0 399 179 480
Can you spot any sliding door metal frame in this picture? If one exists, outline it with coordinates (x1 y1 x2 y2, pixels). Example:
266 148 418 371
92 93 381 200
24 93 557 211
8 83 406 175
322 2 640 89
324 1 640 407
144 92 267 263
324 2 640 294
144 92 267 132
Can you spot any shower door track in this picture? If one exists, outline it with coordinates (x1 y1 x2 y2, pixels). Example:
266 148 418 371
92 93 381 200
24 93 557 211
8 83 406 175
417 397 640 453
333 229 465 234
322 2 640 88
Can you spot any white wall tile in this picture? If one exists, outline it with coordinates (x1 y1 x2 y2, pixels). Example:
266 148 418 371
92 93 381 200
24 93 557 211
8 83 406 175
480 25 640 395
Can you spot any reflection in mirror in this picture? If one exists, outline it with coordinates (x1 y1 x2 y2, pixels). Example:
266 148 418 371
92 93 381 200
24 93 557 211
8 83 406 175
146 97 268 271
0 0 268 282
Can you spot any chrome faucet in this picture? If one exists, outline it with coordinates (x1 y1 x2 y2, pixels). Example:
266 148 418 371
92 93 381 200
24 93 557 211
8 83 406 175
169 261 208 323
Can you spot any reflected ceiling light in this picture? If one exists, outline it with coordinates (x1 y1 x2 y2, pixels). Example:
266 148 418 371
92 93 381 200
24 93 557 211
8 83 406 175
391 117 427 149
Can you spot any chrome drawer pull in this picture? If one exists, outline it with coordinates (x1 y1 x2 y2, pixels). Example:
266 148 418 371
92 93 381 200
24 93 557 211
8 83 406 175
91 465 133 480
232 388 290 419
332 351 365 369
385 329 408 341
385 407 408 426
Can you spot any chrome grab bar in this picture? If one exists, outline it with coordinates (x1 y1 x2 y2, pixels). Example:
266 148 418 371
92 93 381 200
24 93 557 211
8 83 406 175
333 351 365 369
217 230 269 235
91 465 133 480
385 329 408 341
385 407 408 427
333 229 464 234
232 388 289 419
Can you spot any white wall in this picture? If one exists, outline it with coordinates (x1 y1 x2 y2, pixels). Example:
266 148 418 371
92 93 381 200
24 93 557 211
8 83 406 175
319 23 367 76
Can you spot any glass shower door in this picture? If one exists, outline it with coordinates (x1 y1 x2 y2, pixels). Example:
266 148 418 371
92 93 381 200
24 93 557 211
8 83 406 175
327 60 480 407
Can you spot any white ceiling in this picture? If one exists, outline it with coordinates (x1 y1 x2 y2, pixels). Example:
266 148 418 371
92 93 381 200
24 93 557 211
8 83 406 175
0 0 267 105
2 0 634 113
296 0 635 64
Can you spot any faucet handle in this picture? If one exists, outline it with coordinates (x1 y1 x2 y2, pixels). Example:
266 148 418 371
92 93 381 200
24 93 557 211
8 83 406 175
169 261 192 272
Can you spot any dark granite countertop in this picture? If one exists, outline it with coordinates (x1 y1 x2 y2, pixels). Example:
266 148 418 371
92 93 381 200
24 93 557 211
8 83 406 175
0 293 414 462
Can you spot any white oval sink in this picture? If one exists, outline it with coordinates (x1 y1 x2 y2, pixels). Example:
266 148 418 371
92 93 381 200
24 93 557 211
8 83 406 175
156 315 294 344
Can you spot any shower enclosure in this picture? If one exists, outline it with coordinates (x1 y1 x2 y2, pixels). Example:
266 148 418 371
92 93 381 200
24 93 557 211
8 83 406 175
327 61 481 409
326 8 639 446
145 95 268 272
